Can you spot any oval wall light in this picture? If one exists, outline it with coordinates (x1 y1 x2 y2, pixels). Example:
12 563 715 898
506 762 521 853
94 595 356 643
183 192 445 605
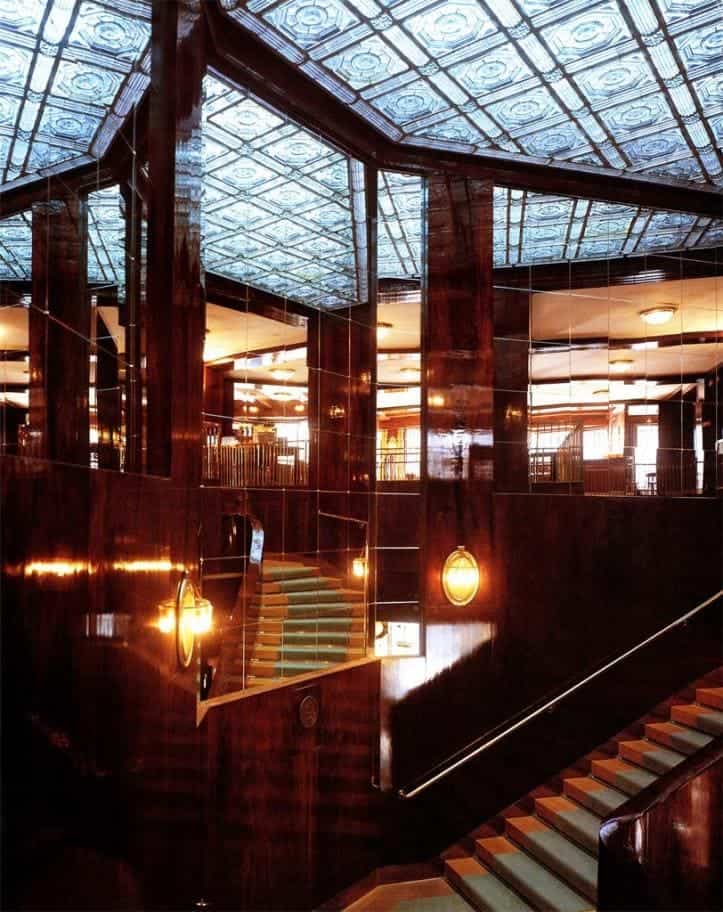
441 546 480 607
157 572 213 669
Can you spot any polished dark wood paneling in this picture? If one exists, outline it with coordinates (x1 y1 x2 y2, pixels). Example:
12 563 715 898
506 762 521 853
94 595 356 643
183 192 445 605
493 286 529 493
423 174 495 660
96 313 121 471
388 491 722 791
146 0 205 481
30 195 89 465
599 740 723 911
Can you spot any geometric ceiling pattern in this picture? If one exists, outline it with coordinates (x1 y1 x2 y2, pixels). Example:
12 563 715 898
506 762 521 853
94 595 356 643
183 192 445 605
87 185 125 291
493 187 723 266
220 0 723 187
0 211 32 279
378 171 423 279
0 0 150 189
202 73 366 310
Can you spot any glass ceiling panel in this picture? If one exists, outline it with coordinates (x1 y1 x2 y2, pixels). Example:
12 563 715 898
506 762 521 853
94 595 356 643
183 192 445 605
87 185 125 292
202 73 367 310
0 0 150 189
378 171 423 279
0 212 32 279
221 0 723 187
494 186 723 267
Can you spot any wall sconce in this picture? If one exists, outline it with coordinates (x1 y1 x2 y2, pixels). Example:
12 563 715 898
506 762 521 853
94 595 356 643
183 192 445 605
157 572 213 669
351 555 368 580
328 404 346 419
441 546 480 607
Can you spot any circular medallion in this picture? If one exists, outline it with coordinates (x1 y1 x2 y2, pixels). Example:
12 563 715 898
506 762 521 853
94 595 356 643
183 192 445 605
299 694 320 729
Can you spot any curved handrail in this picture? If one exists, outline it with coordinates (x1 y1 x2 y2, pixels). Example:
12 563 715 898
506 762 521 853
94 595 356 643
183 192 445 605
398 589 722 799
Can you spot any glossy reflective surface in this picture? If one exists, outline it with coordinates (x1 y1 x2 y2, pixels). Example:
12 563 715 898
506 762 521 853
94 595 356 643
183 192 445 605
0 0 151 187
221 0 723 187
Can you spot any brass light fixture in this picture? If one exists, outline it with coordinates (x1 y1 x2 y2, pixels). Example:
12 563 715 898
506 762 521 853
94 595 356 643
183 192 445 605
441 547 480 607
158 572 213 669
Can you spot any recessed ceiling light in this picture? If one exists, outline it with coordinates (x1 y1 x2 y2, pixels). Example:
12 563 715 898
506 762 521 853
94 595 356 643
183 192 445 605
270 368 294 381
639 305 678 326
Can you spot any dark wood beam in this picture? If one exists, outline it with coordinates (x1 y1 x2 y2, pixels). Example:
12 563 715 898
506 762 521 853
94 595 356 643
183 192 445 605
206 2 723 218
146 0 206 481
206 272 308 326
30 195 89 464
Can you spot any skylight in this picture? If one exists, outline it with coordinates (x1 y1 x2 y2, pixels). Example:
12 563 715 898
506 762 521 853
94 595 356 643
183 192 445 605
202 73 367 310
0 0 150 188
221 0 723 187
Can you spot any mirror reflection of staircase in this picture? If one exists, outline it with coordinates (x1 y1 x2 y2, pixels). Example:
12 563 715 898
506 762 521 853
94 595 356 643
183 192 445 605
342 674 723 912
216 557 366 693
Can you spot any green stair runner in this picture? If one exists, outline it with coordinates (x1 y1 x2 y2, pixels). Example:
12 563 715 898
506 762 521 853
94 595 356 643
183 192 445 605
344 677 722 912
217 557 366 692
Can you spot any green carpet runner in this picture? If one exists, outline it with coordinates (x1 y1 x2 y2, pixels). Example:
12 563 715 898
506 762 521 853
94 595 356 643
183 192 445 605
344 674 722 912
218 557 366 693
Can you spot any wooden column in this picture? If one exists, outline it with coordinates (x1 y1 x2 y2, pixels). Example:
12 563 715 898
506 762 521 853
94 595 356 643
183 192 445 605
494 286 529 492
423 175 495 670
30 195 89 464
121 180 146 474
146 0 205 483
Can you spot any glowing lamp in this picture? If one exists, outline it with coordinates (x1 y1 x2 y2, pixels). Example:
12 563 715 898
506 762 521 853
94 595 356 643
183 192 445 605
639 305 677 326
441 547 480 607
352 556 368 580
270 368 294 381
157 574 213 668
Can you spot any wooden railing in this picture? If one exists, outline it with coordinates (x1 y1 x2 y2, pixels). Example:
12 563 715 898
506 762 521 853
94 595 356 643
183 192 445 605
377 447 421 482
598 739 723 911
203 438 309 488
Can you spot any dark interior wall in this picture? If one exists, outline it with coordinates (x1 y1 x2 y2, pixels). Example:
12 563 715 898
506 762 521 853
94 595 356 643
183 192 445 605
1 454 382 911
387 492 723 791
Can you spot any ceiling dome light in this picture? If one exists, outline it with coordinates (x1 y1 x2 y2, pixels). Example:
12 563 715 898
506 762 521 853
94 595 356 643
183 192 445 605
639 305 678 326
610 357 634 373
270 368 294 381
399 365 421 376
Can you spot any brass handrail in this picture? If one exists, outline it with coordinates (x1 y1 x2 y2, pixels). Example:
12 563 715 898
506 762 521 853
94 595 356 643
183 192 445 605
398 589 723 799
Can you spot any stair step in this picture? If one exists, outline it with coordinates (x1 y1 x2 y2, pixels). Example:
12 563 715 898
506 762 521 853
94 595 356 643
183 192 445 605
254 588 362 606
260 576 343 595
644 721 713 755
563 777 629 817
261 564 319 582
505 817 597 902
249 659 332 678
256 603 366 621
618 740 687 775
670 703 723 736
475 836 592 912
253 644 363 662
696 687 723 710
534 797 600 857
259 630 364 647
590 758 656 796
445 856 534 911
268 617 364 632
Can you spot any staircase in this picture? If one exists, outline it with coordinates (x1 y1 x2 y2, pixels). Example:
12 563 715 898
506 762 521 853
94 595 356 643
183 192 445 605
345 674 723 912
217 557 366 693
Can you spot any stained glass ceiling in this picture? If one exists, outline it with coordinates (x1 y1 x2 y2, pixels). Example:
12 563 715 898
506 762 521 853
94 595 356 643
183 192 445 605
378 170 423 279
220 0 723 187
202 73 367 310
0 0 150 189
494 187 723 266
87 185 125 291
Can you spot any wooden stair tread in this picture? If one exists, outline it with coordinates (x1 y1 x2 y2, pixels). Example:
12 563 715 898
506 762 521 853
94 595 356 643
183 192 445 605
644 721 713 755
505 816 597 902
476 836 593 912
696 687 723 710
590 758 656 796
670 703 723 736
562 777 628 817
445 856 535 911
618 739 686 775
534 797 600 857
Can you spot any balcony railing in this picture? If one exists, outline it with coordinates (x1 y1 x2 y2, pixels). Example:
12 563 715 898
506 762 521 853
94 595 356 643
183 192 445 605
377 447 421 482
203 438 309 488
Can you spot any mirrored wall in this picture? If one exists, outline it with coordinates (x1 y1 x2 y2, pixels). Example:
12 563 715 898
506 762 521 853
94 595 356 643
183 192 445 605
493 188 722 498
